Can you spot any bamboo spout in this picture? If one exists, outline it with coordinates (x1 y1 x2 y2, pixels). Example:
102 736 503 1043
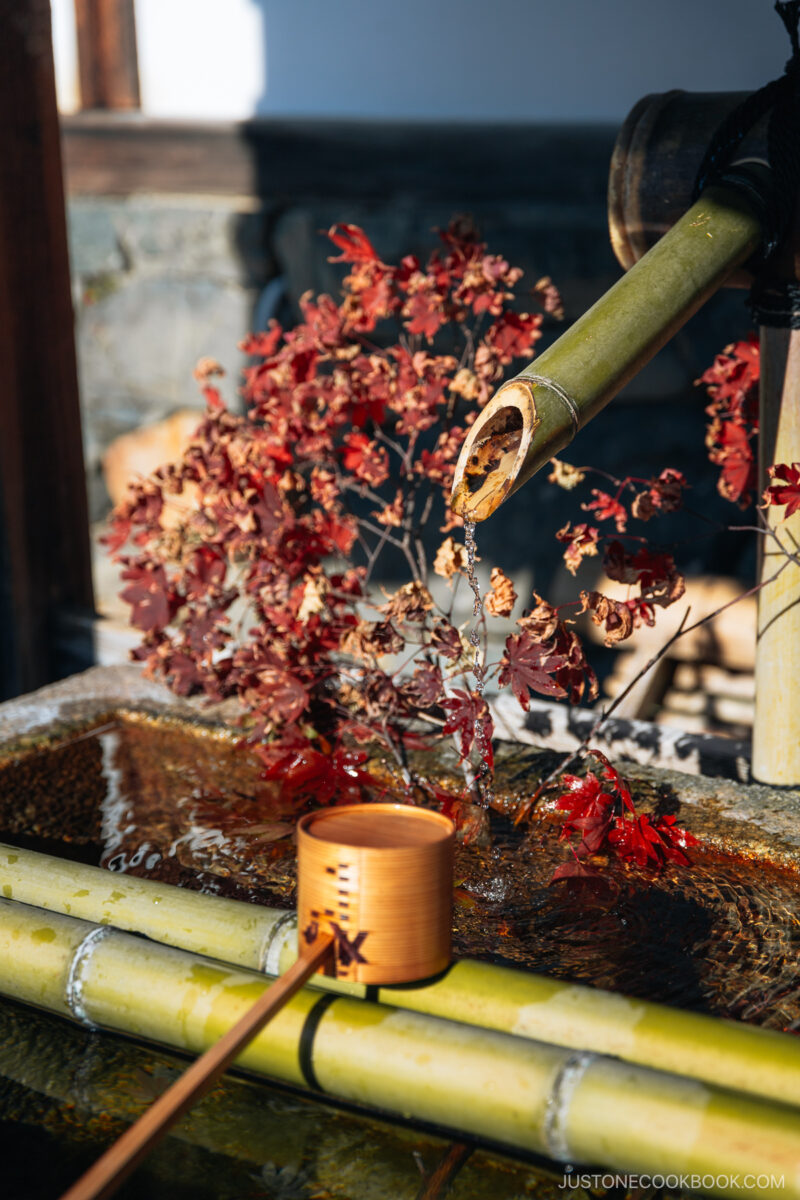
451 186 763 521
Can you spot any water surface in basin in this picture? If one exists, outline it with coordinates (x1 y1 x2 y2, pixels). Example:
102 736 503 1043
2 712 799 1030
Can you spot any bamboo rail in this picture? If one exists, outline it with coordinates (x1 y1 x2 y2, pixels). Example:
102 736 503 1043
60 935 334 1200
450 185 763 521
0 896 798 1199
3 842 800 1110
0 1001 475 1198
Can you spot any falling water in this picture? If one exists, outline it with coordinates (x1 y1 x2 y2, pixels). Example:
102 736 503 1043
463 520 494 806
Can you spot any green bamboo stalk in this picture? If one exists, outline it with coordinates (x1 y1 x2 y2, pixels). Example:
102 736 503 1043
3 842 800 1116
0 896 797 1198
0 1000 491 1200
450 185 763 520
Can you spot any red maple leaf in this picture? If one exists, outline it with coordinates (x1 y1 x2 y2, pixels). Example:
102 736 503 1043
239 322 283 357
340 433 389 486
119 564 177 633
483 310 542 363
709 420 756 507
327 223 380 264
441 689 493 760
256 733 377 805
582 489 627 532
404 290 445 340
764 462 800 519
498 632 567 708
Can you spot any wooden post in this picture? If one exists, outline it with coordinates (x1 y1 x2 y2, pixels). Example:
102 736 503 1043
74 0 140 111
752 327 800 785
0 0 95 698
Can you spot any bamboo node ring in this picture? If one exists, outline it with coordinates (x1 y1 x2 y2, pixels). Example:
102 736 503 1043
65 926 113 1029
543 1050 598 1162
259 911 297 975
524 374 581 436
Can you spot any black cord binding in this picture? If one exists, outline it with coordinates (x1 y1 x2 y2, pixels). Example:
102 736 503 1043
693 2 800 327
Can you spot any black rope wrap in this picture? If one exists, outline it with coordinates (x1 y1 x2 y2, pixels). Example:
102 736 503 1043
693 2 800 326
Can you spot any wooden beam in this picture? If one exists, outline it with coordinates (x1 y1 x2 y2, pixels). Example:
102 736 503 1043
60 113 616 201
75 0 140 110
0 0 95 698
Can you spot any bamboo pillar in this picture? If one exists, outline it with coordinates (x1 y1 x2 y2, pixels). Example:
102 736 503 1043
0 897 798 1197
752 327 800 784
4 842 800 1110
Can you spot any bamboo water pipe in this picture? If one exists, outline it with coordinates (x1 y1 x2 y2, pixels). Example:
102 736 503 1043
0 896 798 1199
451 86 800 786
450 183 763 521
4 841 800 1111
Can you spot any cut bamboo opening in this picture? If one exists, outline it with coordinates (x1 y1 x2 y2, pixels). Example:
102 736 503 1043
451 186 763 521
3 841 800 1111
2 896 799 1199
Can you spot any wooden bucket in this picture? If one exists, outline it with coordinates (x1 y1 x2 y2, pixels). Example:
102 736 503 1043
296 803 455 984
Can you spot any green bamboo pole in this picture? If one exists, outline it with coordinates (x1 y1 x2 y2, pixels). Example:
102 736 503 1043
3 841 800 1112
0 897 797 1198
0 841 291 970
0 1001 538 1200
450 185 763 520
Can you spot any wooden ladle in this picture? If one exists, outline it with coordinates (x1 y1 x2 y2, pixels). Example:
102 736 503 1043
60 802 455 1200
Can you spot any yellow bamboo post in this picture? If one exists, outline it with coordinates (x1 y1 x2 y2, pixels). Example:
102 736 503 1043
0 898 798 1199
752 327 800 784
4 842 800 1110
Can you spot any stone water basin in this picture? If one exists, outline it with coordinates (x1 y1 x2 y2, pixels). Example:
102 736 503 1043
1 665 800 1197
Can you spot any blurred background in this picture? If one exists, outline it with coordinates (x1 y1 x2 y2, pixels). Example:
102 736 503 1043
4 0 787 739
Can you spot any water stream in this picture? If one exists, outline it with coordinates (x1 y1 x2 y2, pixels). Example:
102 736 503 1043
463 520 494 806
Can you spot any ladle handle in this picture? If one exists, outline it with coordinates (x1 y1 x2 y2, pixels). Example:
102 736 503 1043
60 933 335 1200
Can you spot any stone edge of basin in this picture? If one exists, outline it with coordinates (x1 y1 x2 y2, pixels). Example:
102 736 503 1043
1 665 799 867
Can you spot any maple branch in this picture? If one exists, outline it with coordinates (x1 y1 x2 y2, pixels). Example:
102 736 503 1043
514 559 791 821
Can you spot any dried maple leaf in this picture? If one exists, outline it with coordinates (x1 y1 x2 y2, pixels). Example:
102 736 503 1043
402 663 444 708
580 589 634 646
555 522 600 575
548 458 586 490
193 356 224 382
379 581 434 624
433 536 467 582
516 592 559 641
484 566 517 617
372 489 404 527
631 468 688 521
341 619 403 659
531 275 565 320
120 564 176 633
429 619 464 661
604 541 685 608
